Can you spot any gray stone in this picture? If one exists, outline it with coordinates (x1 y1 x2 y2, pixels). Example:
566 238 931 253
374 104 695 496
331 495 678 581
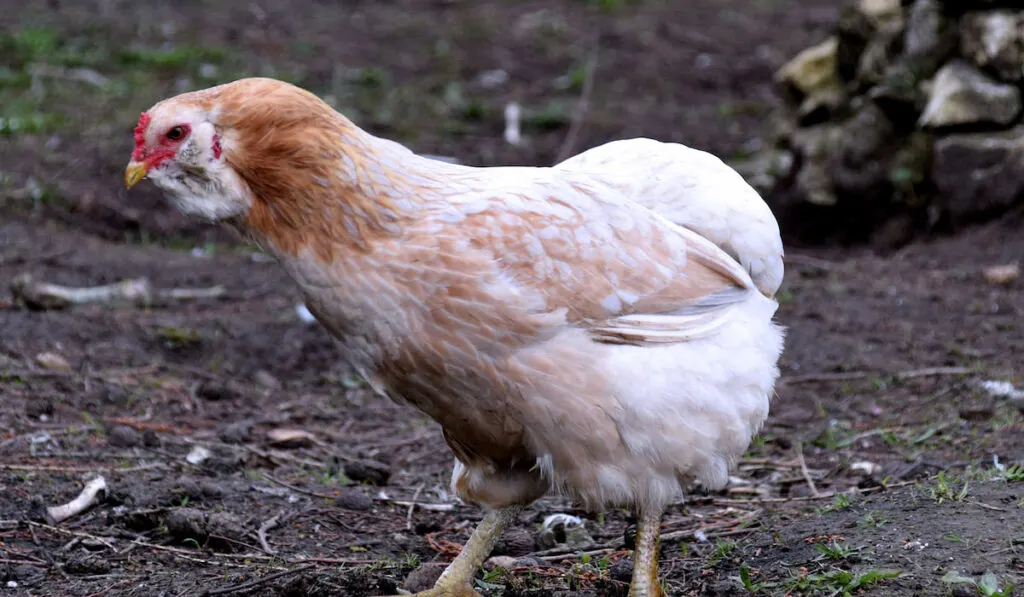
106 425 142 448
206 511 245 542
858 0 902 24
961 10 1024 82
493 527 536 557
790 125 843 206
866 0 954 113
919 60 1022 128
778 37 839 92
253 369 281 390
342 458 392 486
834 0 905 85
940 0 1021 15
837 6 875 82
730 148 794 195
536 514 594 550
333 488 373 511
932 125 1024 219
856 18 906 87
64 553 111 575
776 37 846 122
830 102 897 199
165 507 208 542
403 565 443 593
904 0 955 62
870 59 926 113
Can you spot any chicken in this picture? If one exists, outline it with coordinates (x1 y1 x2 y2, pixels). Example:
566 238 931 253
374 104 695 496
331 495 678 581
125 77 786 597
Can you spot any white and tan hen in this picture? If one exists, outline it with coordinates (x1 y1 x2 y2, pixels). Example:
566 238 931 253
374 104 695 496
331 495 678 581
125 77 785 597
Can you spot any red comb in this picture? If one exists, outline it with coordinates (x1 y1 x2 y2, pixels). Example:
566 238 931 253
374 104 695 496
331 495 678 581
132 112 151 161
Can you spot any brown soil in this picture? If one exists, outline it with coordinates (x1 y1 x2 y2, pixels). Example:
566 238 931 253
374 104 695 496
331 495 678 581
1 1 1022 596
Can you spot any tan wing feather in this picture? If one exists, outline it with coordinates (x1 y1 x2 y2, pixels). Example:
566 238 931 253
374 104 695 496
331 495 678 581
423 172 757 347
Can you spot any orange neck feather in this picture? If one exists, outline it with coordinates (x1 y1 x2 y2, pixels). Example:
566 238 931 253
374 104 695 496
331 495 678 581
213 80 420 261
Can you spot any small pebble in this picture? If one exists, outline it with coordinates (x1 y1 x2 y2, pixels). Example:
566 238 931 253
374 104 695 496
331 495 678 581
218 421 253 444
185 445 212 465
119 508 162 531
610 558 633 583
788 485 817 498
334 489 373 511
343 459 392 486
11 565 44 581
142 429 161 447
959 404 994 422
403 564 443 593
24 397 54 419
106 425 142 448
199 480 225 498
196 380 240 401
512 556 546 568
253 369 282 390
414 520 441 535
98 386 129 406
206 511 245 543
35 351 70 371
983 263 1019 286
484 555 517 570
165 507 208 541
64 553 111 575
174 476 203 501
493 527 535 557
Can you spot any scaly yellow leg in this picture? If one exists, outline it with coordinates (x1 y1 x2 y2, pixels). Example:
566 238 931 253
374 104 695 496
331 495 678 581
379 506 520 597
628 508 667 597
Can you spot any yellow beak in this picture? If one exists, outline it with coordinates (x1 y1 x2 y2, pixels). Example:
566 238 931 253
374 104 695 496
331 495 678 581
124 161 148 189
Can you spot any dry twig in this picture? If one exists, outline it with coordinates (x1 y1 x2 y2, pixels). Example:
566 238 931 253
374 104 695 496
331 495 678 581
0 462 162 474
795 443 820 498
202 564 315 596
46 475 107 524
22 520 116 550
10 272 225 310
257 511 285 555
406 484 425 531
261 473 337 500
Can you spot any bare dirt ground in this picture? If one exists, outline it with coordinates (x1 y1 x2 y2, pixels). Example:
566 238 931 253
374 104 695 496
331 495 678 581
1 1 1022 596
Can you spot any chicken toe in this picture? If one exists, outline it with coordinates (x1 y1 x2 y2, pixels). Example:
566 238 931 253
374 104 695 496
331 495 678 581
383 584 483 597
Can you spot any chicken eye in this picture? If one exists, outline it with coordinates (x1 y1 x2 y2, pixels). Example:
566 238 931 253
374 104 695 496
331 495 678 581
166 126 186 141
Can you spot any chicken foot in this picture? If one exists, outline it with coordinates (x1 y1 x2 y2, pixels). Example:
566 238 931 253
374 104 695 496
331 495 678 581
628 507 667 597
382 505 521 597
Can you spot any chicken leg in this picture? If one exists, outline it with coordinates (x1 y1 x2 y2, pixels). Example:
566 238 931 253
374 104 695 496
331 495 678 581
628 507 667 597
382 506 520 597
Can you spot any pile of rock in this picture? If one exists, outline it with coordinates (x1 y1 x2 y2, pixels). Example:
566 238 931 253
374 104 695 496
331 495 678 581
749 0 1024 245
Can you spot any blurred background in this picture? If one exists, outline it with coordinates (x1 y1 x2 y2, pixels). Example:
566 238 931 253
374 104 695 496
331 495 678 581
0 0 843 244
1 1 1022 596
